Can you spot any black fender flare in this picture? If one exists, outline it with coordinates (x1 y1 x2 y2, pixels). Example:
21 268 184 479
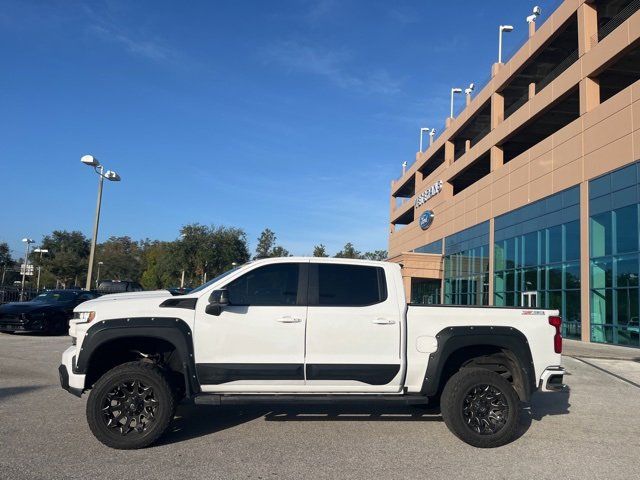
420 326 536 401
74 317 200 397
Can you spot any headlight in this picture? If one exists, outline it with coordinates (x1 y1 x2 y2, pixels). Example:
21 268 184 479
73 311 96 323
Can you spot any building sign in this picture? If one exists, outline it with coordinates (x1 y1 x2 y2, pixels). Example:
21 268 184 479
415 180 443 208
419 210 435 230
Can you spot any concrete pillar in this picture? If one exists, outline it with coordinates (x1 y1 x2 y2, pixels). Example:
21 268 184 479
578 2 598 55
528 82 536 100
403 275 412 304
490 145 504 171
488 217 495 306
491 62 502 77
528 20 536 38
491 92 504 129
465 139 471 152
445 140 455 166
580 77 600 115
579 181 591 342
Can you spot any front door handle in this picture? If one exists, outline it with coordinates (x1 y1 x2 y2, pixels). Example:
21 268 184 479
276 316 302 323
373 318 396 325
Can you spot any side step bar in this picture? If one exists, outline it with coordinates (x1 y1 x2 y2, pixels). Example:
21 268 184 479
194 393 429 406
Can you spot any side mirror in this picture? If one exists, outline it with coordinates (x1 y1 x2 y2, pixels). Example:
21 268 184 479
205 289 229 316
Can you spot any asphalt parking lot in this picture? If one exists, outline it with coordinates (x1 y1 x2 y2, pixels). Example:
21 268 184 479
1 334 639 480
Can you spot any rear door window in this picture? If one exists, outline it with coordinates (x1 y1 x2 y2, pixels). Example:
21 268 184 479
310 264 387 306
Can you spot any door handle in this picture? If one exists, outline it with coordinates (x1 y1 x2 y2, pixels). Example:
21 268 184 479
276 316 302 323
373 318 396 325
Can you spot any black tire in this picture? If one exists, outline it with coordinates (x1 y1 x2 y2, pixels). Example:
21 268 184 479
441 367 520 448
86 361 176 449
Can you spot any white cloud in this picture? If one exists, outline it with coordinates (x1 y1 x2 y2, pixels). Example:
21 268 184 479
263 40 402 95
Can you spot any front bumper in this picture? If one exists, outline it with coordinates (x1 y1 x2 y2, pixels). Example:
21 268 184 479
0 318 47 332
59 345 85 397
539 366 567 392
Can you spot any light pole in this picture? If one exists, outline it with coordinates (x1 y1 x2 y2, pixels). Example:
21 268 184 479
20 238 35 300
96 261 104 290
498 25 514 64
450 87 462 118
464 83 475 103
81 155 121 291
33 248 48 291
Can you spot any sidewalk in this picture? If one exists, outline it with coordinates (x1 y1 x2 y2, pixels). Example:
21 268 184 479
564 338 640 361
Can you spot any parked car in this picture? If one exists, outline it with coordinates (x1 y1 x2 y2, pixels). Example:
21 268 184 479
0 289 99 334
60 257 565 449
166 287 193 296
97 280 143 295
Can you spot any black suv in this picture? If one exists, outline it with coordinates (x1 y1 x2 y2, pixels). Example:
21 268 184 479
96 281 143 294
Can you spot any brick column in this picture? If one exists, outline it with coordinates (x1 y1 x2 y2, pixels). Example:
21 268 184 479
445 140 455 166
578 2 598 56
579 181 591 342
580 77 600 115
490 146 504 171
491 92 504 129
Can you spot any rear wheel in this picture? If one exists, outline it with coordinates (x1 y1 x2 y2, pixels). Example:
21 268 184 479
441 367 520 448
86 361 176 449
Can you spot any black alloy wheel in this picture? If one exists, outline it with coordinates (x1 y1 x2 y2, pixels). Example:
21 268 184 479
86 361 176 449
441 367 520 448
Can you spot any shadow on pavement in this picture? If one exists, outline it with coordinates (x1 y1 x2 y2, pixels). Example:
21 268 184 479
0 385 48 401
158 403 442 446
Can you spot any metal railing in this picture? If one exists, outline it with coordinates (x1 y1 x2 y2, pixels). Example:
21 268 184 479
536 48 579 92
591 0 640 47
470 125 491 146
0 287 41 304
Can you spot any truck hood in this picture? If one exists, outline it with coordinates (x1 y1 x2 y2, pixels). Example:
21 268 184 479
75 290 174 311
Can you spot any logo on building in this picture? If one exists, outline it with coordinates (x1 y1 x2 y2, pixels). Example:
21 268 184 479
419 210 435 230
415 180 443 208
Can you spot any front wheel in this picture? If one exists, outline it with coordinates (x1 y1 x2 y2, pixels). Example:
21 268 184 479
440 367 520 448
86 361 176 449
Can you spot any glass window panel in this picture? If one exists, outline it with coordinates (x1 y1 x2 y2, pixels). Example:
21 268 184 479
615 254 639 288
564 220 580 261
591 289 613 325
590 212 612 258
591 258 612 289
524 232 538 267
548 265 562 290
523 268 537 291
505 238 516 269
548 291 562 311
615 288 638 326
565 290 581 323
547 225 562 263
505 270 515 291
565 262 581 289
494 243 505 271
494 271 505 293
614 205 638 254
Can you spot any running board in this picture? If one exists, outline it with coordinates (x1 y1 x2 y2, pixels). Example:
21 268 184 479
193 393 429 406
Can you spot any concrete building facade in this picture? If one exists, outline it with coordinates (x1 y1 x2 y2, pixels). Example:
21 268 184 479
388 0 640 347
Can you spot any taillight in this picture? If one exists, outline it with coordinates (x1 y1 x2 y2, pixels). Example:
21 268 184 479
549 315 562 354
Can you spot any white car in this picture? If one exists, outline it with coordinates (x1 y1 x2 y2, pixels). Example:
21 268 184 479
59 257 565 449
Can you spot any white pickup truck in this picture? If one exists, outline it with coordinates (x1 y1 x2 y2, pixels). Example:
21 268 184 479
59 257 565 449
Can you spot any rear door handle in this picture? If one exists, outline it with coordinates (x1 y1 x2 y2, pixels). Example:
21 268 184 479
373 318 396 325
276 316 302 323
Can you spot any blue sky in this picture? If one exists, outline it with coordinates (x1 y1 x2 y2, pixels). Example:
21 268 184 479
0 0 561 258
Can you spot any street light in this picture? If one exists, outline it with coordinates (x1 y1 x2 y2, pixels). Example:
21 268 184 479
81 155 121 291
96 261 104 290
429 128 436 146
498 25 514 64
464 82 475 100
20 238 35 301
419 127 432 152
527 6 542 23
450 87 462 118
33 248 49 291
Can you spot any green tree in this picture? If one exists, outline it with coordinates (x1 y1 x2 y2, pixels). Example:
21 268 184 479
254 228 276 259
362 250 387 261
0 242 15 286
312 244 328 257
140 241 177 290
334 242 361 259
40 231 90 288
270 246 291 257
96 236 143 284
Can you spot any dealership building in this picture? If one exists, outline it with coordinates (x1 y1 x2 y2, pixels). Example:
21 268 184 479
388 0 640 347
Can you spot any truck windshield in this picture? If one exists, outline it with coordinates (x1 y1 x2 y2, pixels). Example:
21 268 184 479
190 265 246 294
